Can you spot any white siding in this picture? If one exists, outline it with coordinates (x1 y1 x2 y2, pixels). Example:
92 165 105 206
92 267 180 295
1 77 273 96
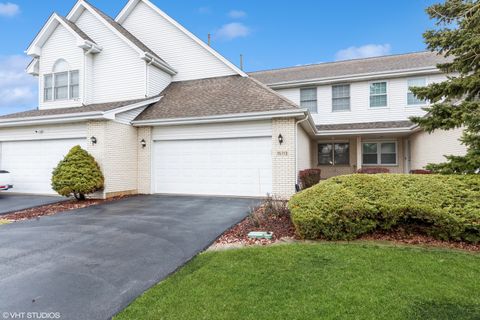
0 123 86 141
147 64 171 96
39 24 84 109
115 106 148 124
121 1 237 81
409 127 467 170
75 9 146 103
297 125 312 171
152 120 272 141
275 74 447 125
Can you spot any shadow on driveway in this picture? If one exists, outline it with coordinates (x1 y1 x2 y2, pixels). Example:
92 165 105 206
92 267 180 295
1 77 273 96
0 195 261 320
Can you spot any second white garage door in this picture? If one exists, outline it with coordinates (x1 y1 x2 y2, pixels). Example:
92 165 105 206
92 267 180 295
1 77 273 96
0 138 86 194
153 137 272 197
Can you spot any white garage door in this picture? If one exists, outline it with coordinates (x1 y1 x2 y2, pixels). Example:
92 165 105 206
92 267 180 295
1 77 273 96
153 137 272 197
0 138 86 194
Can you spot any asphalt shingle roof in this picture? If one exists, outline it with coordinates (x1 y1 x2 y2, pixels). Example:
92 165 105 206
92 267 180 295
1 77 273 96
0 97 156 120
249 52 447 85
58 15 96 44
135 75 299 121
316 121 414 131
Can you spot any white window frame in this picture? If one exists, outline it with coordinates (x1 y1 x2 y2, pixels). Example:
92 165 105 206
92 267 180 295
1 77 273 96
362 141 398 166
407 77 427 106
317 141 350 166
369 81 388 108
300 87 318 113
43 70 80 102
331 84 351 112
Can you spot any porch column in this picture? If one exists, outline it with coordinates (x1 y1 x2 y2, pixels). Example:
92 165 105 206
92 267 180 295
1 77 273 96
356 136 362 171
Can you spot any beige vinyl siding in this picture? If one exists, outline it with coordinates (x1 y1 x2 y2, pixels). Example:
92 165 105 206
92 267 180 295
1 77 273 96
297 125 312 171
39 24 84 109
409 127 466 170
121 1 237 81
75 9 146 103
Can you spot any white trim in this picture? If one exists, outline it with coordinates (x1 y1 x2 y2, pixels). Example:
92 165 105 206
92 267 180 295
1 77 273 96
115 0 246 77
369 80 389 109
0 96 161 128
315 126 417 136
265 67 441 89
132 109 308 126
26 13 101 57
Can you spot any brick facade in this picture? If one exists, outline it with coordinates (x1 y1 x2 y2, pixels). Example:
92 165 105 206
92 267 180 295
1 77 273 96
137 126 152 194
272 118 297 199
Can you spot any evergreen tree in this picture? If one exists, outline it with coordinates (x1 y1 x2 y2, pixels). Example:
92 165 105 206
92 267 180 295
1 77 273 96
410 0 480 173
52 145 104 200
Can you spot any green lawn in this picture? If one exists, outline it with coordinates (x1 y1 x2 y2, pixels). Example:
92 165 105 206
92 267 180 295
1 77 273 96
115 243 480 320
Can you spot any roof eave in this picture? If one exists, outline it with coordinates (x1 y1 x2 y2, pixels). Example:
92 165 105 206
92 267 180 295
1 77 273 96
315 125 419 137
261 67 442 89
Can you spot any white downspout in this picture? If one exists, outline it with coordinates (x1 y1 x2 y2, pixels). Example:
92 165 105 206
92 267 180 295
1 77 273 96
295 114 309 188
83 45 95 104
145 58 154 97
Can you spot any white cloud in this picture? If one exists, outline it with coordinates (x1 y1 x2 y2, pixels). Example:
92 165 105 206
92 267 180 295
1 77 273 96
335 44 391 61
0 55 37 113
0 2 19 17
228 10 246 19
214 22 250 41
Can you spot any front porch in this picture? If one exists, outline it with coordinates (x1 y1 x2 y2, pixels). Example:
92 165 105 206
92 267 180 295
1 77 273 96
310 134 410 179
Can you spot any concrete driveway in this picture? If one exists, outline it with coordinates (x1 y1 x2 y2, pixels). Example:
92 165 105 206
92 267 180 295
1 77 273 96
0 194 66 216
0 195 260 320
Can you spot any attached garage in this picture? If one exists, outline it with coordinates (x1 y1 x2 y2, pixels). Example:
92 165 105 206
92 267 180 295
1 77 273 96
0 123 87 195
152 121 273 197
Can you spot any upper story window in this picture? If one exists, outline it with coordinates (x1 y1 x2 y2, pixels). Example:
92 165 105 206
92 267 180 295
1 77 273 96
370 82 387 108
300 88 317 113
44 59 79 102
407 77 427 106
332 84 350 111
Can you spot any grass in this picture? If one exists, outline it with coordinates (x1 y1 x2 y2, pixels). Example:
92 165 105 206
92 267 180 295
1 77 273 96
115 243 480 320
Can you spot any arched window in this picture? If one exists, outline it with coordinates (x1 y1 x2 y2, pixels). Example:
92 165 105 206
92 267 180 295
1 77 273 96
43 59 79 102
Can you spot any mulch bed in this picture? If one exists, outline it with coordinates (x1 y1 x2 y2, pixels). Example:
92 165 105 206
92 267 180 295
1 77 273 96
0 195 132 221
214 207 480 252
214 206 296 246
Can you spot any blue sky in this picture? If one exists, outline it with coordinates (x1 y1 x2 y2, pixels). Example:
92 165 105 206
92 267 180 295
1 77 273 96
0 0 438 114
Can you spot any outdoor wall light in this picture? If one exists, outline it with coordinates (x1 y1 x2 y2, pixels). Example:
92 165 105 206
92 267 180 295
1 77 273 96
278 134 284 145
90 136 97 145
140 139 147 148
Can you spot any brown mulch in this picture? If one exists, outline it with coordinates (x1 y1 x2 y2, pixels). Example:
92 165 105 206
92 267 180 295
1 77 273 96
0 195 132 221
214 207 479 252
214 207 297 246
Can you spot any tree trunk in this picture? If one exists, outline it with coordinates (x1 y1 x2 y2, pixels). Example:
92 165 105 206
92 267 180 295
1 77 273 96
74 192 86 201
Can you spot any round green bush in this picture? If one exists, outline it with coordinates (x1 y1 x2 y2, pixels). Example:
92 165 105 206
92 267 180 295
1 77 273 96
288 174 480 243
51 145 104 200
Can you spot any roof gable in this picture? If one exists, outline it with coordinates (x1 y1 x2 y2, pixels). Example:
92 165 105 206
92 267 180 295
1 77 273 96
66 0 176 75
116 0 246 79
26 12 100 57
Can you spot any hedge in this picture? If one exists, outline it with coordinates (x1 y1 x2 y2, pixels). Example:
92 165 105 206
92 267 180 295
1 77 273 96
288 174 480 243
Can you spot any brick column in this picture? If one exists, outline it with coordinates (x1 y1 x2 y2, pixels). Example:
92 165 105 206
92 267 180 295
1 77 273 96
272 118 296 199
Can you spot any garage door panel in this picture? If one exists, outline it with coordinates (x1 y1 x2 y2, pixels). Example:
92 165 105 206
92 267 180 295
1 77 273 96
1 139 86 194
153 137 272 197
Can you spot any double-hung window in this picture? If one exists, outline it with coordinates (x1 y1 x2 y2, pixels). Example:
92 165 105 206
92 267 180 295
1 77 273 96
300 88 317 113
332 84 350 111
362 142 397 165
318 142 350 165
370 82 387 107
407 77 426 105
44 70 80 102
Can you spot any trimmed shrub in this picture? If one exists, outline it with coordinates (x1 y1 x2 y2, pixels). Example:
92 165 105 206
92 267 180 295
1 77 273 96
410 169 433 174
298 169 321 189
52 145 104 200
289 174 480 243
356 167 390 174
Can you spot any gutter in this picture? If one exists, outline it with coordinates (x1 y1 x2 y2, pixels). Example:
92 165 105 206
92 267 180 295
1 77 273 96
315 124 419 137
132 109 309 126
142 52 177 76
264 67 441 89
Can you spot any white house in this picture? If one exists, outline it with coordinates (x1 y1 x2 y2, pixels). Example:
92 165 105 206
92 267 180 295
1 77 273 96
0 0 466 199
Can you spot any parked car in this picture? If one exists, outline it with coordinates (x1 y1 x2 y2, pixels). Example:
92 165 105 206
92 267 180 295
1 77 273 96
0 170 13 191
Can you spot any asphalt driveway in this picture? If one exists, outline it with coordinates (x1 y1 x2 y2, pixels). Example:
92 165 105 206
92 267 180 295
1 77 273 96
0 194 66 216
0 195 260 320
